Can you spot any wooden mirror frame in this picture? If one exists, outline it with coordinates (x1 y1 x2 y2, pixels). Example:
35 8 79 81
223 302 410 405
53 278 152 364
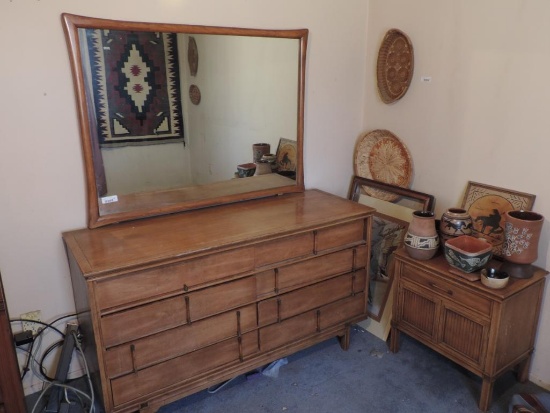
62 13 308 228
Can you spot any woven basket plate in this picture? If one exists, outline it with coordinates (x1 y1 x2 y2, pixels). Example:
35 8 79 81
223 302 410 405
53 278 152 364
377 29 414 104
354 129 413 201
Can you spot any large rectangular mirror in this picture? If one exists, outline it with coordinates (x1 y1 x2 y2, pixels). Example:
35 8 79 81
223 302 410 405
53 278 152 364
62 14 307 228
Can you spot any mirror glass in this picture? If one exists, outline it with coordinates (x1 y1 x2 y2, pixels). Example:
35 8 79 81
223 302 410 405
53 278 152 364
63 14 307 228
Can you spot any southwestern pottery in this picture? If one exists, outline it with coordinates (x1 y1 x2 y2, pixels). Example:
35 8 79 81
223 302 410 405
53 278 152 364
444 235 492 273
404 211 439 260
502 210 544 265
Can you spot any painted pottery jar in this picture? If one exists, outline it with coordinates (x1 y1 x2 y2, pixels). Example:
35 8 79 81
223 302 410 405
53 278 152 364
439 208 473 247
252 143 271 163
502 210 544 264
404 211 440 260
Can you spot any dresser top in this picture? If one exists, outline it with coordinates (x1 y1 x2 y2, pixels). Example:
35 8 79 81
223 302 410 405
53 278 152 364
63 190 373 276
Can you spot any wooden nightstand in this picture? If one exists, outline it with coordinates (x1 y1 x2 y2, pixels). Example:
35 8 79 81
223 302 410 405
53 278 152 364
390 248 548 412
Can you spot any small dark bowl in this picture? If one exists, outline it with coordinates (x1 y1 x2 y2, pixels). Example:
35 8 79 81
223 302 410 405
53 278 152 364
237 163 256 178
481 267 510 289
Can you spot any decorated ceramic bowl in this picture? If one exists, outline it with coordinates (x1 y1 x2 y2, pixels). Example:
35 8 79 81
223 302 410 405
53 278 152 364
444 235 492 273
237 163 256 178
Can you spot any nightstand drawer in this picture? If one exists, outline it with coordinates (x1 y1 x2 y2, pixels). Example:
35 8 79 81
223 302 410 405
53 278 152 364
95 247 255 311
401 263 492 317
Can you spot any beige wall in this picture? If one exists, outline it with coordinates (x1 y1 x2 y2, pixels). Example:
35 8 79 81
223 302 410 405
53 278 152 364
2 0 550 397
0 0 369 394
364 0 550 389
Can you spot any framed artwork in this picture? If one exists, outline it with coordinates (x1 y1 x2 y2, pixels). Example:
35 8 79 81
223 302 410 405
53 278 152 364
275 138 297 172
349 176 435 340
461 181 536 258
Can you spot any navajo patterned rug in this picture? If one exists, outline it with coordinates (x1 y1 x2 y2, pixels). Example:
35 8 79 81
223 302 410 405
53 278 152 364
85 29 185 147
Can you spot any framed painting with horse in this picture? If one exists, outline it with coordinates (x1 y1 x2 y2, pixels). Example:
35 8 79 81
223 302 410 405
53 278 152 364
461 181 536 258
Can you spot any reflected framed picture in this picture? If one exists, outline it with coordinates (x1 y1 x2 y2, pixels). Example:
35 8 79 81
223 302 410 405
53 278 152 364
460 181 535 259
275 138 297 172
349 176 435 340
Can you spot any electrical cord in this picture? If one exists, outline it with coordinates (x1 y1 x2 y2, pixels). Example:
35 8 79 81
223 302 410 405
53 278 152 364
39 339 64 382
72 329 95 413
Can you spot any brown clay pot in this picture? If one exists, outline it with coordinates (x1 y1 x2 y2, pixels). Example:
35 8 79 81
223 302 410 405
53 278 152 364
252 143 270 163
404 211 440 260
502 210 544 264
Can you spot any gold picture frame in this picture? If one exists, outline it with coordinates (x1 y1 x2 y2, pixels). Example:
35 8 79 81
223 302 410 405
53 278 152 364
348 176 435 340
460 181 536 259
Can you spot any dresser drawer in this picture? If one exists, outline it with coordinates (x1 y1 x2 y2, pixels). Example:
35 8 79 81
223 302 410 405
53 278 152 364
95 247 255 310
259 293 366 352
101 273 273 347
319 293 366 330
401 263 492 317
255 233 314 267
110 332 258 407
277 246 367 292
104 304 258 378
315 220 365 252
258 270 366 326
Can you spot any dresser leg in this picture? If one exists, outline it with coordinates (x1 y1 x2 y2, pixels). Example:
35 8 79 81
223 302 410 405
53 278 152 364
337 325 351 350
389 326 400 353
479 376 494 412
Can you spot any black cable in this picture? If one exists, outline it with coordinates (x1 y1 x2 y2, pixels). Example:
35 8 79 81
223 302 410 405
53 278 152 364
39 339 64 382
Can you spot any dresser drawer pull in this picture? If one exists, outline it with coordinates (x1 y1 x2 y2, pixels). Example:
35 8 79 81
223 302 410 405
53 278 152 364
183 284 189 292
313 230 318 255
429 282 453 296
237 311 243 361
316 310 321 332
274 268 279 294
352 248 357 271
184 296 191 324
130 344 137 374
351 273 356 296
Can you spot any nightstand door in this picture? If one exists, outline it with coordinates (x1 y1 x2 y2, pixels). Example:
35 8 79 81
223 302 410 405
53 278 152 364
397 278 490 371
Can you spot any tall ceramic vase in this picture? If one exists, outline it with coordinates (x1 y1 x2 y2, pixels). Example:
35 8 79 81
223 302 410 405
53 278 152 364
502 210 544 265
404 211 440 260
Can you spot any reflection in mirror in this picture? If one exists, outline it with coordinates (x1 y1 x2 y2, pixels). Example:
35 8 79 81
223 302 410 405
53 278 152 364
63 14 307 228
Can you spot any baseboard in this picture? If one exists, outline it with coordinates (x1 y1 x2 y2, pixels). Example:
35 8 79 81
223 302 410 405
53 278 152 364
529 374 550 392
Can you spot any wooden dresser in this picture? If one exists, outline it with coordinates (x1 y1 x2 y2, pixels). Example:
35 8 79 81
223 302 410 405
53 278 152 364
0 275 26 413
390 248 548 412
63 190 373 413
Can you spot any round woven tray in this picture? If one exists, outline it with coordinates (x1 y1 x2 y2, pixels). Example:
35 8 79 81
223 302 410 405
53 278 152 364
354 129 414 201
376 29 414 104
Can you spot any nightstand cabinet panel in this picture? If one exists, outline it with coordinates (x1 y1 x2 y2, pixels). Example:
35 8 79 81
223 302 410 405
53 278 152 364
390 249 547 412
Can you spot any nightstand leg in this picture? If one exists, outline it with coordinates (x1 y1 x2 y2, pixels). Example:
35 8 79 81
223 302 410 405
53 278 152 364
517 355 532 382
479 376 494 412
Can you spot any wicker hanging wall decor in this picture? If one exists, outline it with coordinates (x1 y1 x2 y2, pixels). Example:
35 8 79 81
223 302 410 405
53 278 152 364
376 29 414 104
354 129 414 201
